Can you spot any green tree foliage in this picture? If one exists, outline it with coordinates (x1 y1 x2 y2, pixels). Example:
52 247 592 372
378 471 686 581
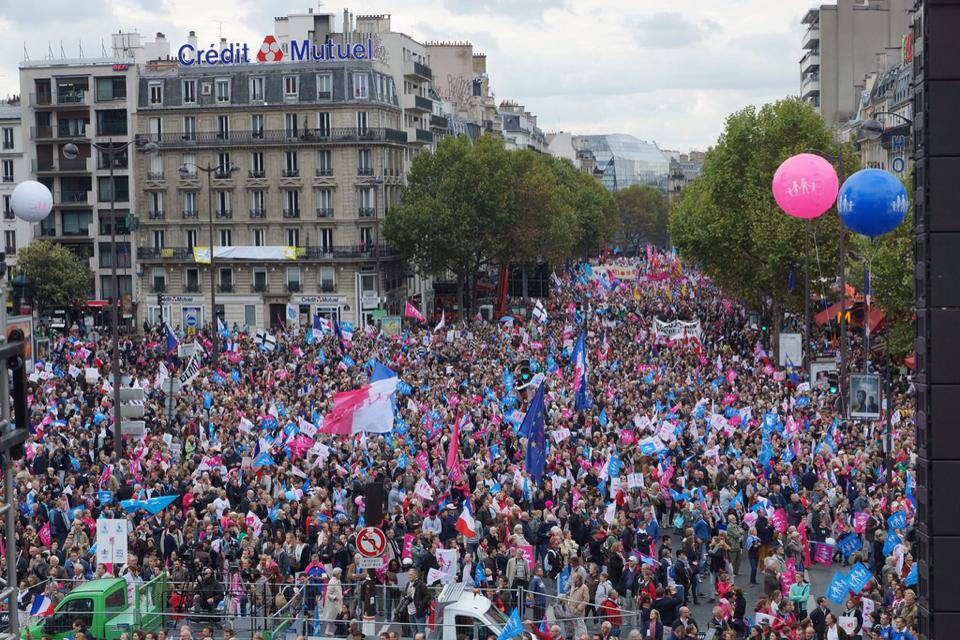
385 134 617 308
15 240 92 312
615 185 668 250
669 99 856 314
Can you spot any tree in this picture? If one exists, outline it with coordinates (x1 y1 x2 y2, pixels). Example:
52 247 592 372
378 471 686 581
669 98 858 355
615 185 668 251
15 240 92 313
552 156 618 258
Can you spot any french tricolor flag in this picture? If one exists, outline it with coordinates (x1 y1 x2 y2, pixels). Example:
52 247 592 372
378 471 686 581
456 499 478 538
31 594 54 616
318 377 398 435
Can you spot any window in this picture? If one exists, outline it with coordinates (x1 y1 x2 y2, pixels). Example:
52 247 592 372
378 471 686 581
182 80 196 104
320 265 335 292
318 188 333 216
244 304 257 326
183 116 196 141
284 190 300 216
186 268 200 290
358 149 371 175
250 190 265 216
148 82 163 105
1 160 13 182
250 152 264 176
286 228 300 247
317 112 331 137
357 111 368 134
317 73 332 99
150 191 164 215
97 110 127 136
152 230 165 249
359 226 373 247
2 195 11 218
151 268 166 292
319 228 333 252
353 73 368 99
217 115 229 140
219 267 233 289
185 229 198 249
183 191 198 216
4 230 16 254
218 229 231 247
249 77 264 101
359 187 375 214
283 75 298 99
99 242 131 268
286 266 301 289
317 150 332 176
215 78 230 103
1 128 12 150
99 211 129 235
182 153 197 175
284 150 298 175
216 191 231 215
100 275 133 300
252 268 268 292
251 114 264 139
147 116 162 139
284 113 298 137
98 176 129 202
95 77 126 102
252 228 265 246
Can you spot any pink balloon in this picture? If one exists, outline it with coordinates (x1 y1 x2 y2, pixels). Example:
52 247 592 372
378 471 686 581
772 153 839 219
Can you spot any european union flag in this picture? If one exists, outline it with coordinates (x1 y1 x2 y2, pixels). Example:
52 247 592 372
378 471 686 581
522 382 547 483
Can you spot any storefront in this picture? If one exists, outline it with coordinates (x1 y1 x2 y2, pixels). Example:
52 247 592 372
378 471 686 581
291 294 348 327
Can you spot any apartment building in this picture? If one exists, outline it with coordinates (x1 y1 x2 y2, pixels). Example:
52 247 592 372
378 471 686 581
425 42 501 136
0 104 33 266
133 57 409 331
499 101 545 152
19 55 141 321
800 0 910 126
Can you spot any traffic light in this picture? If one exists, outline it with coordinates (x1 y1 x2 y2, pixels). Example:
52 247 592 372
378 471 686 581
7 328 27 460
518 358 532 384
826 371 839 394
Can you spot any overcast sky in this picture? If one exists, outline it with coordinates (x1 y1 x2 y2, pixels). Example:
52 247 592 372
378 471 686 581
0 0 813 151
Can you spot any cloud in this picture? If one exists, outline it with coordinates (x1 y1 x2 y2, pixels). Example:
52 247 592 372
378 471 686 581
632 12 705 49
441 0 567 20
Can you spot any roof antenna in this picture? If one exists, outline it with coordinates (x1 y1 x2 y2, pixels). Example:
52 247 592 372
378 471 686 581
22 43 29 61
60 41 66 58
101 38 107 57
78 40 84 58
47 41 54 59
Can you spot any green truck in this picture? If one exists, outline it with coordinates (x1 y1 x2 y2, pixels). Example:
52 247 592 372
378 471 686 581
23 574 166 640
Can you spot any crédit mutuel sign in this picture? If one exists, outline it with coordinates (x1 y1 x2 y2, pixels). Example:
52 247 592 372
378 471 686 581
177 35 375 66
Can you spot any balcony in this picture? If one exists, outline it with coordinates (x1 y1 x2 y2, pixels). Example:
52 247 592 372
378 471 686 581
357 166 374 176
216 209 233 219
139 247 193 260
140 127 409 149
250 208 266 219
33 157 89 173
283 208 301 218
58 191 89 206
1 176 13 184
321 282 336 293
286 282 301 293
801 74 821 97
252 282 268 293
149 210 165 220
31 125 89 140
29 92 52 107
404 59 433 82
282 169 300 177
183 210 199 219
186 283 201 293
358 207 375 217
139 244 401 261
147 171 165 180
249 170 266 179
219 283 234 293
414 128 434 144
316 168 333 177
317 207 334 218
802 26 820 50
317 90 332 101
151 283 166 293
213 171 234 179
800 50 820 72
430 114 449 129
4 245 15 255
57 89 87 104
403 93 432 114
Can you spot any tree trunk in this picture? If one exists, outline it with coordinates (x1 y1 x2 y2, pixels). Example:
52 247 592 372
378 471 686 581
521 267 529 301
772 297 782 367
456 273 465 323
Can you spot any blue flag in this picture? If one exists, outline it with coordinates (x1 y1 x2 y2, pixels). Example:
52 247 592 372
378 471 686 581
884 530 901 555
521 383 547 484
497 608 523 640
825 572 849 605
887 511 907 531
253 452 276 468
165 323 179 355
837 533 862 559
847 562 873 593
475 562 487 587
120 495 178 515
572 332 590 410
905 562 918 587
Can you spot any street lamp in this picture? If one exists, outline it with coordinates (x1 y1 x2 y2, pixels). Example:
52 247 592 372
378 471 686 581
63 138 157 461
178 161 240 366
859 111 913 141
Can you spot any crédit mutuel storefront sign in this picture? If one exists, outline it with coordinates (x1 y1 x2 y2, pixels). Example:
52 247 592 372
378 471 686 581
177 35 376 66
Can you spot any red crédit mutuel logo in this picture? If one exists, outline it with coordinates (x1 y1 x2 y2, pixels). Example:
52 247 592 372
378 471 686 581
257 36 283 63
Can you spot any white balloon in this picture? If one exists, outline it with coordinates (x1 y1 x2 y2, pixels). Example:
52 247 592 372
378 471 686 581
11 180 53 223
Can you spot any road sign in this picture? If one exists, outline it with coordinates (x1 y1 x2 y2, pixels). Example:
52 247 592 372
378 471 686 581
358 556 386 569
186 313 198 328
356 526 386 558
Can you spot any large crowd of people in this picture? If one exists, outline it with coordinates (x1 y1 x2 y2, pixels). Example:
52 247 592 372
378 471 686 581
9 250 917 640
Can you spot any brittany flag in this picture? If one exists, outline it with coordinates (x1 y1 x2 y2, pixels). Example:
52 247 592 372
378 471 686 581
456 498 478 538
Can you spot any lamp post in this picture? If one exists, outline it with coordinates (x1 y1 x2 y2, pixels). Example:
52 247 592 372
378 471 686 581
63 139 157 460
178 161 239 367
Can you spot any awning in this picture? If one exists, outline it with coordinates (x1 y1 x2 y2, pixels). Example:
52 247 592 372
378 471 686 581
814 298 856 326
865 307 885 334
85 300 109 308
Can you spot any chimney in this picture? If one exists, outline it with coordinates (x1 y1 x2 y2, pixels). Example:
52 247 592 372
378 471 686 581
188 30 197 49
220 37 228 53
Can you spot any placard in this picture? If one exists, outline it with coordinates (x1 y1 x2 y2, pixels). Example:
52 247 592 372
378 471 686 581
96 518 128 566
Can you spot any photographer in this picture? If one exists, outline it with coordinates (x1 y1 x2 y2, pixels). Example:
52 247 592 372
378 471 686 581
193 567 224 614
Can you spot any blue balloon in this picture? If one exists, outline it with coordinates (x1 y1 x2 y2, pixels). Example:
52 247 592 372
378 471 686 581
837 169 908 238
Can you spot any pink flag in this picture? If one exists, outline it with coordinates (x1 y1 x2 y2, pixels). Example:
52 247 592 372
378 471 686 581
813 542 833 565
401 534 414 560
853 512 869 534
447 413 462 481
621 430 636 445
318 378 399 435
404 301 425 322
800 523 811 567
39 522 51 548
771 508 789 533
416 451 429 472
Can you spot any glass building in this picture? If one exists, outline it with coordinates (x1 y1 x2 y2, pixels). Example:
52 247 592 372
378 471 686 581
576 134 670 191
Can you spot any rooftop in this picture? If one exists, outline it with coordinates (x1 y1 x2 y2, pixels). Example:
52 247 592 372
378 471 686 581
20 57 134 70
0 105 21 120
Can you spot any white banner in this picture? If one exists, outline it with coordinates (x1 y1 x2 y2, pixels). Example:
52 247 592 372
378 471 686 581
653 318 702 343
178 355 202 388
96 519 128 566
